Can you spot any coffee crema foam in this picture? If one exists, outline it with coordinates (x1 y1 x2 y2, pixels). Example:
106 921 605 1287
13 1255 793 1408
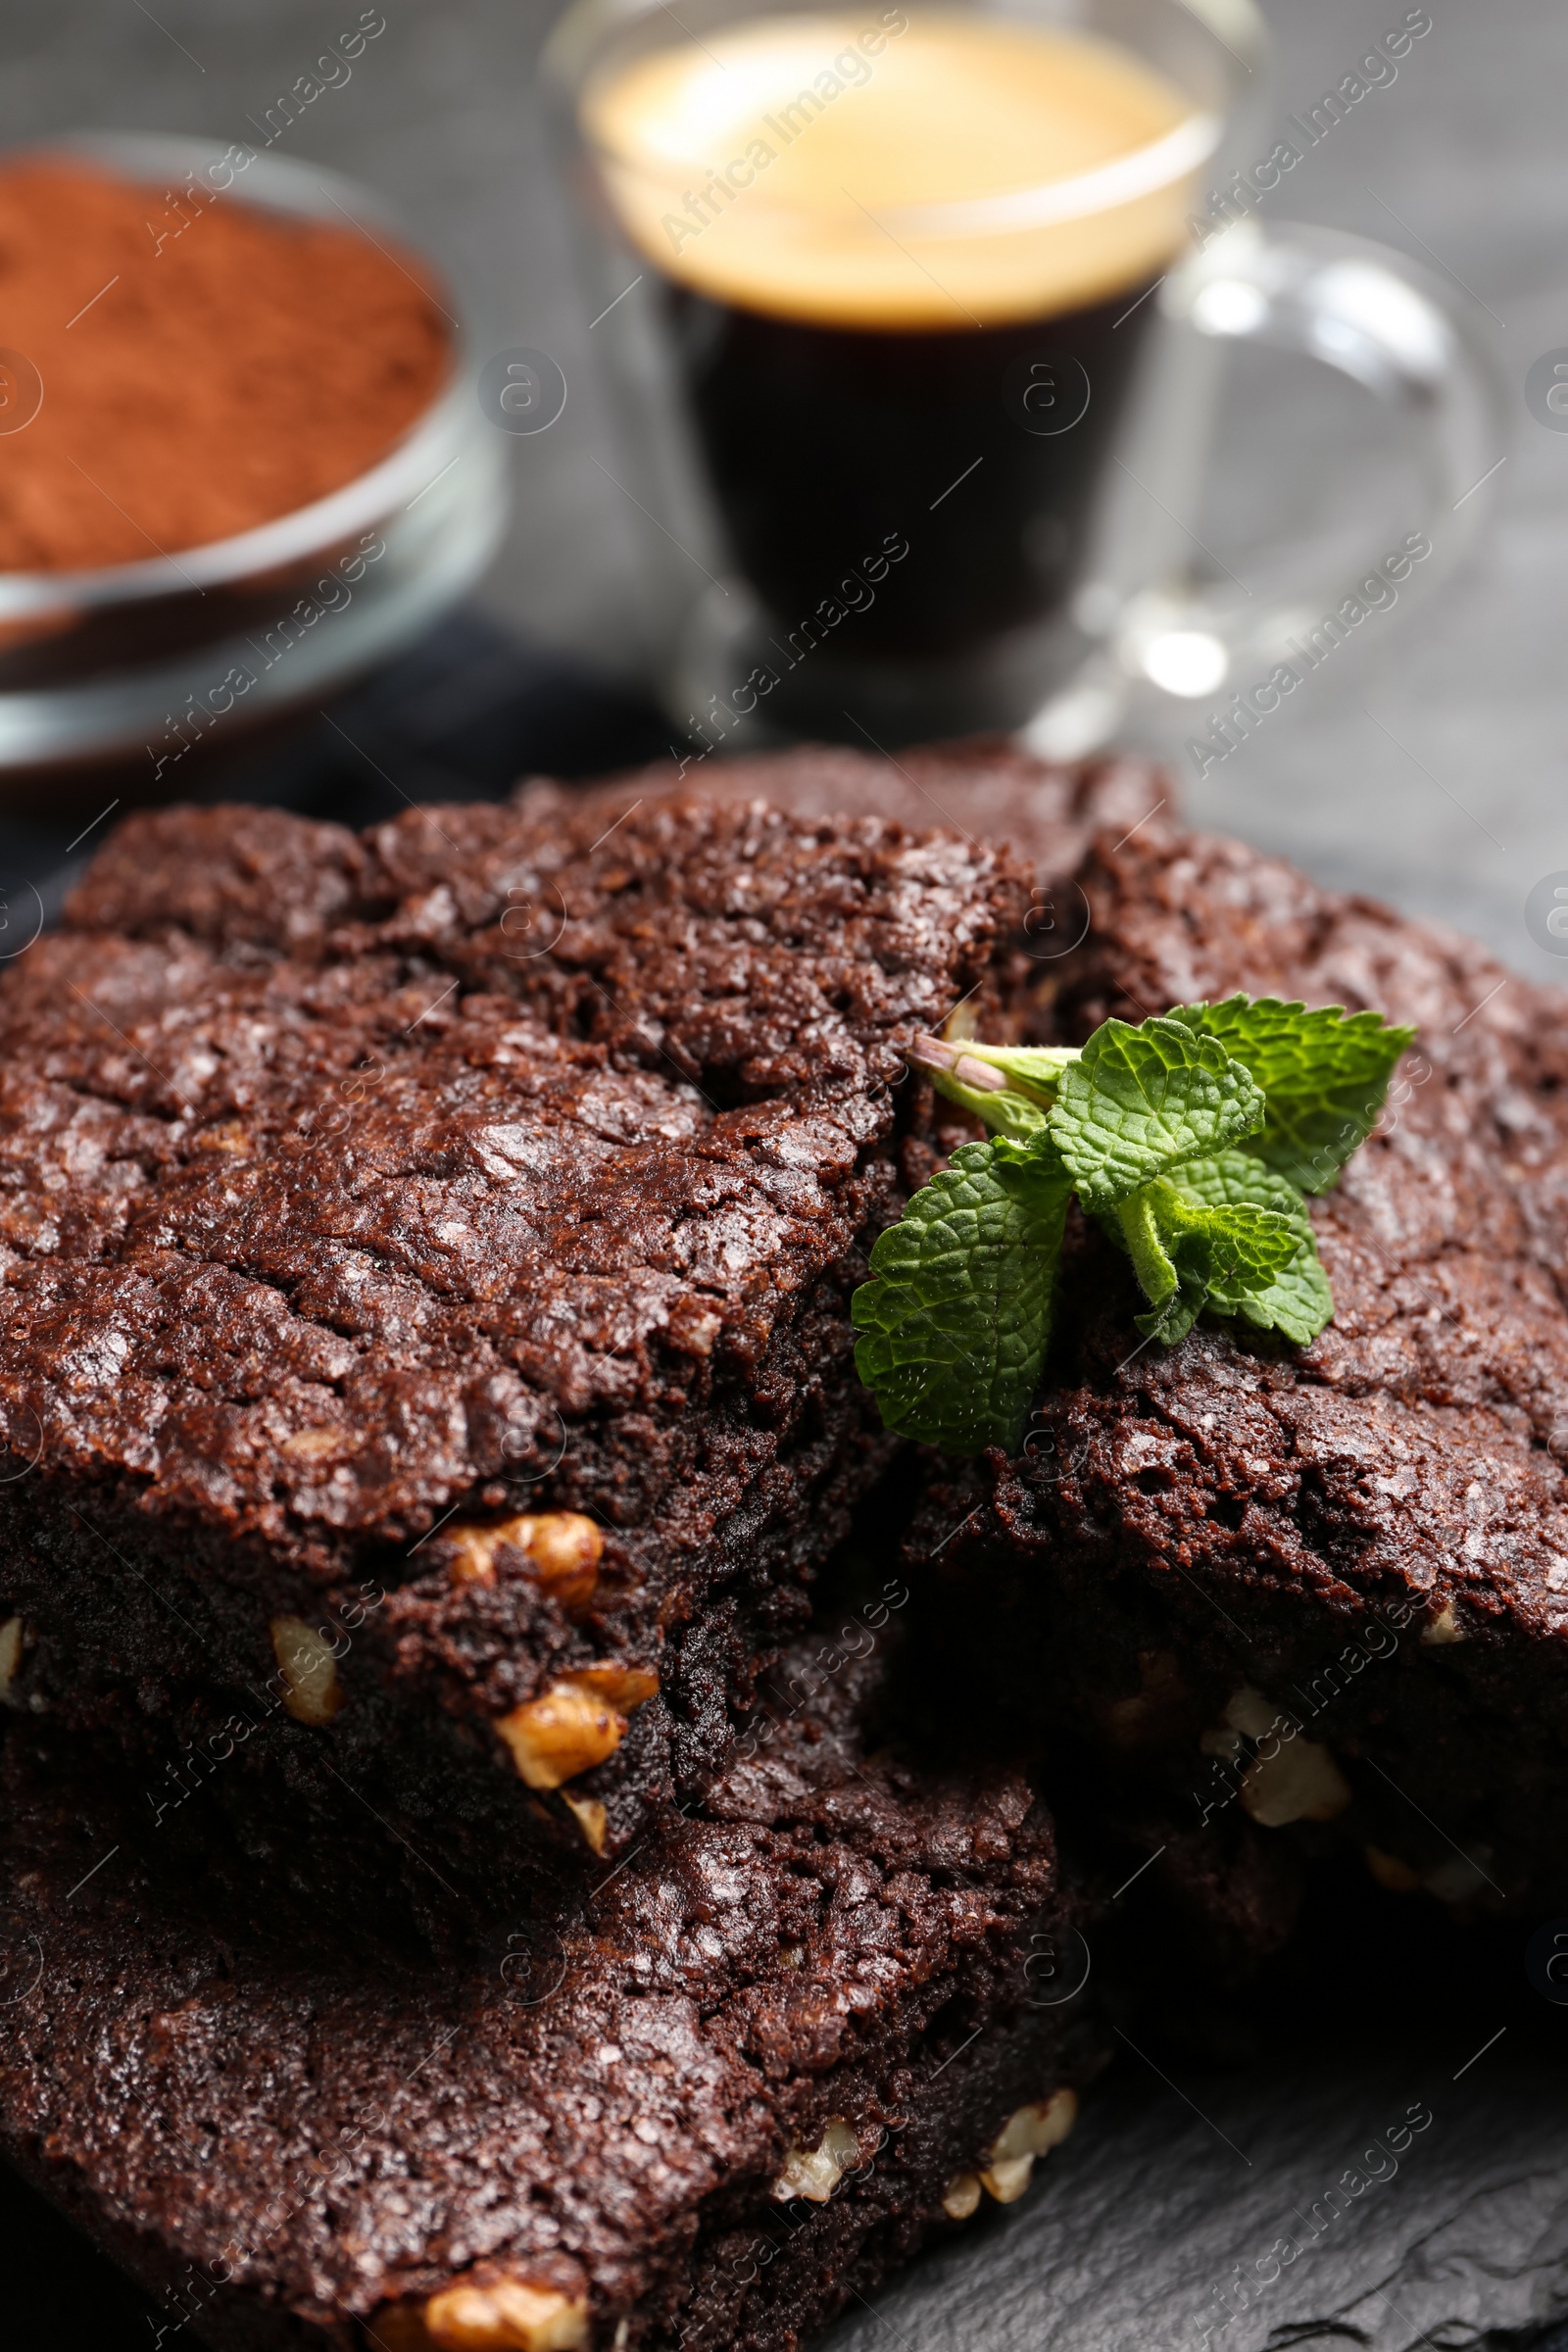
581 9 1211 328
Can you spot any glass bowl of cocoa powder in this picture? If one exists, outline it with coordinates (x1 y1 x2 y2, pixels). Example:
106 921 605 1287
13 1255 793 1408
0 131 508 783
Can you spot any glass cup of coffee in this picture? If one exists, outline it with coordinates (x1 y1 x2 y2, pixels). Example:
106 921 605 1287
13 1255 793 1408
543 0 1500 756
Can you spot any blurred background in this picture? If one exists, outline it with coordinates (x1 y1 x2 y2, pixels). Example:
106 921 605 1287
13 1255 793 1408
1 0 1559 979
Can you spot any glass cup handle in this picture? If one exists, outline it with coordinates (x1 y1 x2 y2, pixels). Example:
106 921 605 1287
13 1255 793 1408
1102 219 1507 711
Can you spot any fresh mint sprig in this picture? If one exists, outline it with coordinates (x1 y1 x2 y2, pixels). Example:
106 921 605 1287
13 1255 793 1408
1164 997 1416 1192
849 1137 1073 1457
1050 1015 1267 1208
851 996 1411 1453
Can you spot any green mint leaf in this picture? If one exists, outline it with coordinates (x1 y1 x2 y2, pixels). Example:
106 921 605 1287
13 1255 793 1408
1114 1174 1299 1346
1165 997 1415 1193
851 1137 1072 1454
1160 1151 1335 1344
1049 1016 1265 1210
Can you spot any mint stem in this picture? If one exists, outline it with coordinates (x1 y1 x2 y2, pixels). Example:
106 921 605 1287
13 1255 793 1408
906 1034 1011 1095
1114 1185 1179 1310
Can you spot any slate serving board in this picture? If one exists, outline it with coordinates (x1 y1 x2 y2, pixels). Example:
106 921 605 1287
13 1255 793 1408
823 2050 1568 2352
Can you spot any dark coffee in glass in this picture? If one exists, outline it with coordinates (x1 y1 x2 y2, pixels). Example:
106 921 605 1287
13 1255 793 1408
666 277 1160 658
583 9 1201 662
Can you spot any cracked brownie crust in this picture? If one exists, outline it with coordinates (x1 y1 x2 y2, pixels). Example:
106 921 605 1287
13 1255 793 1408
520 736 1167 889
0 792 1034 1902
909 821 1568 1909
0 1646 1101 2352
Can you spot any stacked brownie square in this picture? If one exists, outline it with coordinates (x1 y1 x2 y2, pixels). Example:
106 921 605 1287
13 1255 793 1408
0 780 1051 1897
904 812 1568 1917
0 754 1124 2347
0 1644 1102 2352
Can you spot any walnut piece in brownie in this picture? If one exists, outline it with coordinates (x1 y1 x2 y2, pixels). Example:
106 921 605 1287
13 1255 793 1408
0 792 1034 1904
908 821 1568 1911
0 1644 1102 2352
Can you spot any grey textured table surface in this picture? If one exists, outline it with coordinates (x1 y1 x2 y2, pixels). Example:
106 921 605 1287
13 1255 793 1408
3 7 1568 2352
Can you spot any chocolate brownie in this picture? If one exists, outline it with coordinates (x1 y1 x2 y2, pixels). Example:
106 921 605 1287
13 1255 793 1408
519 735 1169 910
0 792 1034 1914
0 1642 1102 2352
906 820 1568 1913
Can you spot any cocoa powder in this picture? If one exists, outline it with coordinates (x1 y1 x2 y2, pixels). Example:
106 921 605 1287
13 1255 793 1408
0 160 451 571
